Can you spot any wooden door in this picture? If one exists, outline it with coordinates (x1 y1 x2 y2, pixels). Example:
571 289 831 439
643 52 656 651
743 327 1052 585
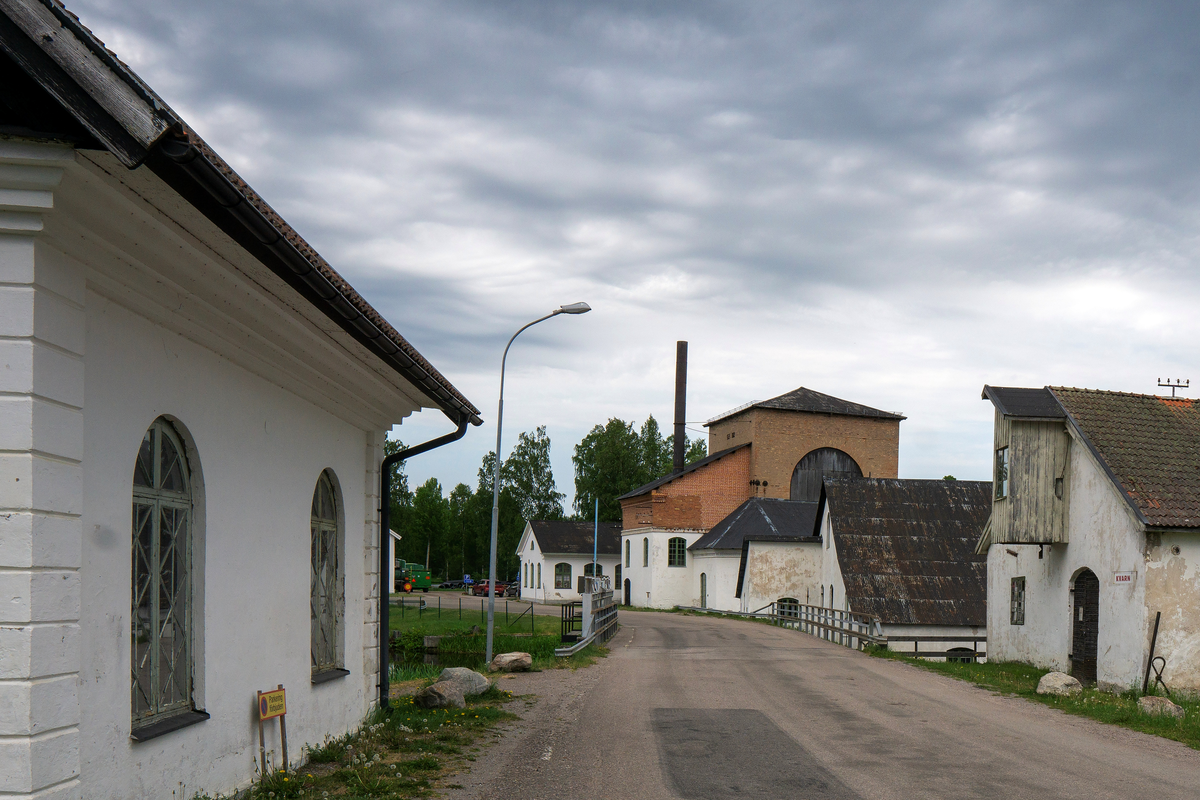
790 448 862 501
1072 569 1099 684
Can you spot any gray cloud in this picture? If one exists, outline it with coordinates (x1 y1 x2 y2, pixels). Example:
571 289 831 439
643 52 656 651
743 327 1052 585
68 0 1200 498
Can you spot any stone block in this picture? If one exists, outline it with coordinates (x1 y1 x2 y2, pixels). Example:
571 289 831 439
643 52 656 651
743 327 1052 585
0 674 80 736
0 624 80 680
0 514 82 570
0 571 80 624
33 289 85 357
1138 695 1184 719
1036 671 1082 696
413 681 465 709
0 285 34 337
0 455 83 517
0 234 36 283
437 667 491 696
32 242 86 307
0 727 78 793
489 652 532 673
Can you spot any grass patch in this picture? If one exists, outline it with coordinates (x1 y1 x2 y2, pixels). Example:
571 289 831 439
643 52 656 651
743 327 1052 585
389 599 560 638
192 686 520 799
867 647 1200 750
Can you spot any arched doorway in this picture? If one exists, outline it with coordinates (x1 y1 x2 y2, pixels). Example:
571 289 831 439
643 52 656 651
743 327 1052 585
700 573 707 608
1072 569 1100 684
623 578 631 606
790 448 862 501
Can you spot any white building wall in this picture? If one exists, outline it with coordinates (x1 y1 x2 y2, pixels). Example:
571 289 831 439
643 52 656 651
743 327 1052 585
0 144 85 800
689 551 742 611
819 512 849 613
987 438 1148 691
1152 534 1200 690
739 540 824 613
619 529 704 609
78 293 379 797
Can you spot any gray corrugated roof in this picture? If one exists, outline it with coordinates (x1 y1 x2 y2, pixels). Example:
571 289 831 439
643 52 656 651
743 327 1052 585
981 386 1064 419
616 443 750 501
821 478 989 627
706 387 904 426
527 520 622 555
691 498 819 550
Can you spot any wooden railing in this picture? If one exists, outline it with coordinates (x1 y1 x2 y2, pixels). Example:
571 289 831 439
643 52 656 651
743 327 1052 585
675 601 885 650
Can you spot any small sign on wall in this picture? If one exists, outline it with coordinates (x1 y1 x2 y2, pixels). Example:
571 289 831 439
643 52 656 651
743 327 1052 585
1113 571 1136 585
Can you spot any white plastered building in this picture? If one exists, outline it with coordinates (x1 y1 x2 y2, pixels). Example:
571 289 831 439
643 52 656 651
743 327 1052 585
0 5 481 797
979 386 1200 692
516 520 622 603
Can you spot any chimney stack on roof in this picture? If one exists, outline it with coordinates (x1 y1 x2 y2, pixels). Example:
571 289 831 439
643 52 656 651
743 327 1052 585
674 341 688 473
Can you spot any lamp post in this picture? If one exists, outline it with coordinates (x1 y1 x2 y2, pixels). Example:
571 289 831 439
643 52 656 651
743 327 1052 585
486 302 591 665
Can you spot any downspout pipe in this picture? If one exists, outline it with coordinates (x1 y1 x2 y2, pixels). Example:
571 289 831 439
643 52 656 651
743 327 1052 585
378 416 470 710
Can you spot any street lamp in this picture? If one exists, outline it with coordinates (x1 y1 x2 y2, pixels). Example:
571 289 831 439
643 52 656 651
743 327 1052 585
486 302 591 665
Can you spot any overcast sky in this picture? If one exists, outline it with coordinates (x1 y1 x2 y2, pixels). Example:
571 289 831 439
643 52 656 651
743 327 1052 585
72 0 1200 508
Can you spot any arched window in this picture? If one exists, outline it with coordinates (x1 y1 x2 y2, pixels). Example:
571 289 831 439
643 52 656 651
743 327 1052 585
790 447 862 501
584 562 603 577
625 539 630 568
777 597 800 618
668 537 687 568
132 418 195 727
537 563 541 589
829 585 835 609
643 537 649 567
615 563 622 592
700 573 708 608
554 562 572 589
311 470 343 676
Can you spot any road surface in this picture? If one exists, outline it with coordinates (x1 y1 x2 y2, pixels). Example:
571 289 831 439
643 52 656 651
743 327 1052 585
449 610 1200 800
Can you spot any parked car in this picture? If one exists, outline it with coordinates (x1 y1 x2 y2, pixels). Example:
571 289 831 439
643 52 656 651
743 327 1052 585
503 583 520 597
471 580 507 597
438 580 464 589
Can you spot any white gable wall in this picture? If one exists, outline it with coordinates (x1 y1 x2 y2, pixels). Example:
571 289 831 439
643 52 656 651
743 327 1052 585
689 551 743 611
739 540 823 613
987 435 1148 690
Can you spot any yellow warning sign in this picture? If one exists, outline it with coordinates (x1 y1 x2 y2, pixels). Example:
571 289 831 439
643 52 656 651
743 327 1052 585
258 688 286 720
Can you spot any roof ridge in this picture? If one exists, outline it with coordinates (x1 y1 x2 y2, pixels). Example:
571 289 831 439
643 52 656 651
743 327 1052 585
1051 386 1192 402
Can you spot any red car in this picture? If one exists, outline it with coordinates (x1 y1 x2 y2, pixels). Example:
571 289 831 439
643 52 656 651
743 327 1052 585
471 580 507 597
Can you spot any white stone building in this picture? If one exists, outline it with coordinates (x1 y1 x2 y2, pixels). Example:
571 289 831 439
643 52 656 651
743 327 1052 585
0 6 480 798
516 520 622 603
978 386 1200 691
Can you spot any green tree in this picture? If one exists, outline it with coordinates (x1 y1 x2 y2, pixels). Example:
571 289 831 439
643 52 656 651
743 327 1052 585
501 425 565 520
405 477 449 573
686 436 708 463
573 418 642 522
639 415 673 478
383 438 412 542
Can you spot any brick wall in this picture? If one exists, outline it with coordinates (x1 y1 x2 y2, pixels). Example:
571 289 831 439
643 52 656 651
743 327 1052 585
709 408 900 500
620 446 751 532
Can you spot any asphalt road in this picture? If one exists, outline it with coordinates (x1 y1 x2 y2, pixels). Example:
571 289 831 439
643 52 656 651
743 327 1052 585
447 610 1200 800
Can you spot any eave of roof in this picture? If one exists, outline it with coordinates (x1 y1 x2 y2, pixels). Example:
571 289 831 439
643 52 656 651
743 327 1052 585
705 386 905 427
981 385 1065 421
0 0 481 426
616 443 750 501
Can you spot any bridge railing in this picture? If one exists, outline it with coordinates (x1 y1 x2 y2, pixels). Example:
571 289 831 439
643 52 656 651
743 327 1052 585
675 602 885 650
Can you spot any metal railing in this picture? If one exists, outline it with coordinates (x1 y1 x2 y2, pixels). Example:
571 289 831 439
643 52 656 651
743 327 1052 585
555 578 619 656
676 601 885 650
884 635 987 662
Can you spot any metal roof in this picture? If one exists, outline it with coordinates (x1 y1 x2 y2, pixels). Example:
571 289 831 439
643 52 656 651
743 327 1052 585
820 478 989 627
0 0 481 425
981 386 1064 420
616 443 750 501
690 498 819 551
526 520 622 556
705 387 905 426
1051 387 1200 529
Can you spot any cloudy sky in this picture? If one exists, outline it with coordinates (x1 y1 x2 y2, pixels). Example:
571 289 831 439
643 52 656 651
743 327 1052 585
71 0 1200 507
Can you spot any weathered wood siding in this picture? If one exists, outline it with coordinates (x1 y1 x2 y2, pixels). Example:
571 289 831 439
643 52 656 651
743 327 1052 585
991 410 1070 544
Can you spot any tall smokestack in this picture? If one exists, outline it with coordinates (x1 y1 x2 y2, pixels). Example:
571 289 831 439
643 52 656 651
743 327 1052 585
674 341 687 473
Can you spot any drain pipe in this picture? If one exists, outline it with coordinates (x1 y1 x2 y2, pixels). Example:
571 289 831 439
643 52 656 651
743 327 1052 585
379 417 470 710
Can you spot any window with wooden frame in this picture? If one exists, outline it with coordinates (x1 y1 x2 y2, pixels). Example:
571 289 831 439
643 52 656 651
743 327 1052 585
668 537 687 567
311 470 344 678
131 418 196 731
643 537 649 567
625 539 630 568
537 563 541 588
1011 576 1026 625
995 446 1010 499
554 562 571 589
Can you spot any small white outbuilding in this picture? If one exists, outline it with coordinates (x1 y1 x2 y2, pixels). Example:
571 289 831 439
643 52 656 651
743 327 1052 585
516 520 622 603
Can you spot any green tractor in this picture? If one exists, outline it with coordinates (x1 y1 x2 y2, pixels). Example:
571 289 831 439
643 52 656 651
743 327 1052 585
397 561 432 593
